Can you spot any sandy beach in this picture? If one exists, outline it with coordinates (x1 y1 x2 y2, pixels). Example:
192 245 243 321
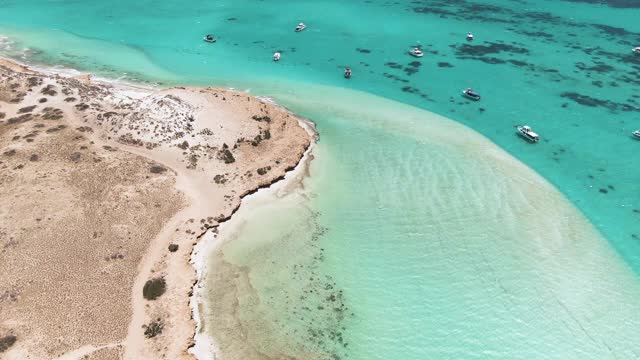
0 57 314 359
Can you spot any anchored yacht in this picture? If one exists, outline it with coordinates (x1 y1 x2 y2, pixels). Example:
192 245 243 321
462 88 481 101
409 47 424 57
516 125 539 143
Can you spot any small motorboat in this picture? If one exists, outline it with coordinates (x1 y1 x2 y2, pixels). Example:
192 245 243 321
467 32 474 41
516 125 539 143
344 67 352 79
633 47 640 54
273 52 281 61
462 88 481 101
409 47 424 58
633 130 640 139
295 23 306 32
203 34 217 43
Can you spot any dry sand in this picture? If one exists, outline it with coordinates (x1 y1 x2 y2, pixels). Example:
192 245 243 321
0 57 314 359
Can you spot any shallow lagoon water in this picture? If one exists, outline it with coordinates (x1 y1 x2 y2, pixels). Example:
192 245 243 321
203 85 640 359
1 0 640 358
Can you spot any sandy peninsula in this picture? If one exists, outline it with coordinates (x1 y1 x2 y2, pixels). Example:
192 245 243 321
0 57 314 359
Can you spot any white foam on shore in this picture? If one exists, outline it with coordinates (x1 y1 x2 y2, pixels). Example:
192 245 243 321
189 231 220 360
0 39 160 99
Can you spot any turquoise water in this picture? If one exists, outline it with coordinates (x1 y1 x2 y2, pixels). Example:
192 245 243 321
2 0 640 358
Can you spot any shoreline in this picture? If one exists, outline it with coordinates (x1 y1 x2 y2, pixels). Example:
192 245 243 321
0 49 162 92
188 132 316 360
0 55 316 359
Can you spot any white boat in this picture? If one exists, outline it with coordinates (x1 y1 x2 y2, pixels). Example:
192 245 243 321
516 125 539 143
462 88 480 101
344 67 352 79
409 47 424 57
295 23 306 32
273 52 281 61
467 32 474 41
203 35 216 43
633 130 640 139
633 47 640 54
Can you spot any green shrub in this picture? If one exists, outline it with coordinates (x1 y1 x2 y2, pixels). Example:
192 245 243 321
220 149 235 164
149 165 167 174
0 335 17 352
142 278 166 300
143 320 164 338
